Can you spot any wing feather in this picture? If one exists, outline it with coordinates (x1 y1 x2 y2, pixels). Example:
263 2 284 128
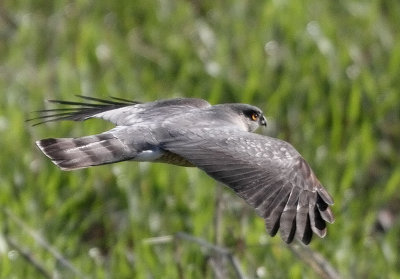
264 182 292 236
280 186 301 243
161 128 334 244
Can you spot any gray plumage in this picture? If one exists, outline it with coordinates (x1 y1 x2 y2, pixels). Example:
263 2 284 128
31 96 334 244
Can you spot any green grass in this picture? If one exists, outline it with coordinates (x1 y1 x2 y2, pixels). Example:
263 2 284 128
1 0 400 278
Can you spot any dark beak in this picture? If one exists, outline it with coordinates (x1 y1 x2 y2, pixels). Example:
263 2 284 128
260 115 267 127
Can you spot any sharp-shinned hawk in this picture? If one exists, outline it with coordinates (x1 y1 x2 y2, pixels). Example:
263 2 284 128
31 96 334 244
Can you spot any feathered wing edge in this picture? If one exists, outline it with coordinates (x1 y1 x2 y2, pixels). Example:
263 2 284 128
255 157 335 244
27 95 140 126
160 129 335 245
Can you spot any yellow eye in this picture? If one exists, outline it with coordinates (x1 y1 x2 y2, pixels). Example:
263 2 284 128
251 113 258 121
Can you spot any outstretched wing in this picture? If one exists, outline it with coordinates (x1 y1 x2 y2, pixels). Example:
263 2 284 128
160 128 334 244
29 96 210 126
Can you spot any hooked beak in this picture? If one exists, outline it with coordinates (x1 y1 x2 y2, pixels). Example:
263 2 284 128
260 115 267 127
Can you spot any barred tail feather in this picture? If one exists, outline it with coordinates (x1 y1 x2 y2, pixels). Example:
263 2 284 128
36 133 133 170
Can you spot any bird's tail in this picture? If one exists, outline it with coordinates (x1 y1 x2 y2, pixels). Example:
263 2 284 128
36 133 132 170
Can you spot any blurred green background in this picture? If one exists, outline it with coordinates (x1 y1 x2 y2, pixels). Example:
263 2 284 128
1 0 400 278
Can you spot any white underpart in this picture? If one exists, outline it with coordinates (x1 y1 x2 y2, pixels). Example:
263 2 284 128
132 148 164 162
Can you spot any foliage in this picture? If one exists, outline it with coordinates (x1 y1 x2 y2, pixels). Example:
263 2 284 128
0 0 399 278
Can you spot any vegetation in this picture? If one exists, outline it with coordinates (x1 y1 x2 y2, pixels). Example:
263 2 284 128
1 0 399 278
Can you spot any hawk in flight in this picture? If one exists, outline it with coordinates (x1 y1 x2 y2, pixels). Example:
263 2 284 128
32 96 334 244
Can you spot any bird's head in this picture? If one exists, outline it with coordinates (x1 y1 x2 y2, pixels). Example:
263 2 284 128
224 104 267 132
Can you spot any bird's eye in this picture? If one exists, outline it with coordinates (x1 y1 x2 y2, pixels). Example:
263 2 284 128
251 112 259 121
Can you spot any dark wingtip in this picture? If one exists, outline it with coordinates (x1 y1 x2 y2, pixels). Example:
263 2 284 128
317 186 334 205
301 219 313 245
281 220 296 244
266 218 280 237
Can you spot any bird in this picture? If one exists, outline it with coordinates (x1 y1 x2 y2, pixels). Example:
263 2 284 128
31 96 334 244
